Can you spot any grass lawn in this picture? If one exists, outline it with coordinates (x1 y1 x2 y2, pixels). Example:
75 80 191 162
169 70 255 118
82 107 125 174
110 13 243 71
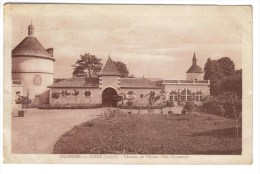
53 111 241 154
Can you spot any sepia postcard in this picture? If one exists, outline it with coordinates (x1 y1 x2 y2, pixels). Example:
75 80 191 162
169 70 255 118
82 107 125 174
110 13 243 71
3 4 252 164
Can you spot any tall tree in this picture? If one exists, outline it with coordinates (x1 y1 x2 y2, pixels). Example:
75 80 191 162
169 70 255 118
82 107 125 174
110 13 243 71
217 57 235 76
113 61 129 78
72 53 102 78
204 59 224 96
221 69 242 98
204 58 212 80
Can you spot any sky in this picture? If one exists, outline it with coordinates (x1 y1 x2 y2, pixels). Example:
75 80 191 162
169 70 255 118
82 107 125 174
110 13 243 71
11 5 247 79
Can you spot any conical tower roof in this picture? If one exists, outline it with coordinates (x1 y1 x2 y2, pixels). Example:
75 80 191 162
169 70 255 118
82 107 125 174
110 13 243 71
98 57 121 76
12 24 54 61
186 52 203 73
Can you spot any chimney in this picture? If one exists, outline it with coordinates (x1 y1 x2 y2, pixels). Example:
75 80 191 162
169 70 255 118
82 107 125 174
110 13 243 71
46 48 54 57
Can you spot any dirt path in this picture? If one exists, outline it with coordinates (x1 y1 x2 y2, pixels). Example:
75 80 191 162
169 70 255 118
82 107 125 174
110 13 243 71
11 108 103 154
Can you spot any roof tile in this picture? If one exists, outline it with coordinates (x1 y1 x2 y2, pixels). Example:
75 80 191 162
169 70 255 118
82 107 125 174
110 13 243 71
48 77 99 88
98 57 121 76
12 36 54 60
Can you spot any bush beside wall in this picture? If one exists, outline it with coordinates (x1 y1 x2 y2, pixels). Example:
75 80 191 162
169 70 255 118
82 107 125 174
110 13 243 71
202 100 241 118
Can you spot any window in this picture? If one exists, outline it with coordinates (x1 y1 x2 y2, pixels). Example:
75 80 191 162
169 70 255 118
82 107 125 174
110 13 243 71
140 94 144 98
34 75 41 85
181 89 192 102
170 91 178 102
187 90 192 102
170 95 173 102
181 90 186 101
84 91 92 97
195 91 203 101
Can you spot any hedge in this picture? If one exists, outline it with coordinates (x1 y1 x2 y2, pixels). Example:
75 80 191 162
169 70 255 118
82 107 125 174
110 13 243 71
117 104 166 110
38 104 102 109
202 100 241 118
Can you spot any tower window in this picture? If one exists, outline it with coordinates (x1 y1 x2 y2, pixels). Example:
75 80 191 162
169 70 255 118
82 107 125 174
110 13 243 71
34 75 41 85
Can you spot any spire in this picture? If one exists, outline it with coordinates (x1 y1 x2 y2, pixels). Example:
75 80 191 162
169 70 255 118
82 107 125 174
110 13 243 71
192 52 197 65
186 52 203 73
28 22 34 36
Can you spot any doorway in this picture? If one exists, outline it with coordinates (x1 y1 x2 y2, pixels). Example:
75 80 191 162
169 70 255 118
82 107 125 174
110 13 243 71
102 88 118 107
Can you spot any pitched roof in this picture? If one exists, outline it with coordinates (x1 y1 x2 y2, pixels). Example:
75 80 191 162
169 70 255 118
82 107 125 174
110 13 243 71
53 78 67 83
98 57 121 76
12 36 54 61
48 77 99 88
120 78 162 89
48 77 162 89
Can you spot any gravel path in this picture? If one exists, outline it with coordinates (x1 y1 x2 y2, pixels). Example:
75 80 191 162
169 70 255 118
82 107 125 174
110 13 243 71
11 108 103 154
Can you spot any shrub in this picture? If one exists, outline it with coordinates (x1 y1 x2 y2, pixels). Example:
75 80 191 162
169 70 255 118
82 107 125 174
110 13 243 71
202 99 240 118
51 92 60 99
223 101 242 118
166 100 174 108
214 104 225 117
183 102 195 113
15 95 32 110
126 100 133 107
202 101 217 114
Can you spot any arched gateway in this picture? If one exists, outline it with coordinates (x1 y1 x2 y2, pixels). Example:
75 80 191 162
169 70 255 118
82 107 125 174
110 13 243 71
102 88 118 107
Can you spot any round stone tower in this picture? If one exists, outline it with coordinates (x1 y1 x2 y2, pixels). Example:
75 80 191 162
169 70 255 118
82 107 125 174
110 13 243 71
12 23 55 105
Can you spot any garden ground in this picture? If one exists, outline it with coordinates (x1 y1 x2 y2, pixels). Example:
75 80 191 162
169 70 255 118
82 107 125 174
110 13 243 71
53 110 242 154
11 106 183 153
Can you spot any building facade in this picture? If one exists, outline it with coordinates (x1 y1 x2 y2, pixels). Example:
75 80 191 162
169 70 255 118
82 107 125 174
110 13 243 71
12 24 210 109
48 56 210 107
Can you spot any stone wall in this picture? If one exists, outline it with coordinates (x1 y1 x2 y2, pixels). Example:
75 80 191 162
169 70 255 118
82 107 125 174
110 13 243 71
12 56 54 106
49 88 101 106
12 72 53 105
49 84 210 107
99 76 119 89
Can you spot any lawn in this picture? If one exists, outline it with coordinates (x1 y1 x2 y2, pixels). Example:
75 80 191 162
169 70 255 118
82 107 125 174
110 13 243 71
53 111 242 154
